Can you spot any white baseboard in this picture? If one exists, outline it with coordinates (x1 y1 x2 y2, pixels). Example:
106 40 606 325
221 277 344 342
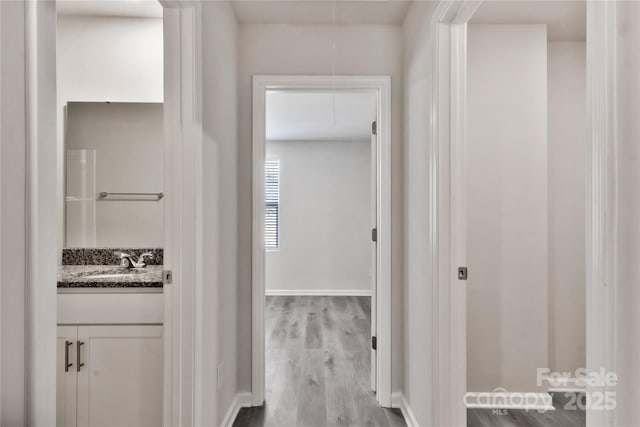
545 376 587 393
464 391 554 411
221 392 252 427
549 387 586 393
391 392 419 427
265 289 372 296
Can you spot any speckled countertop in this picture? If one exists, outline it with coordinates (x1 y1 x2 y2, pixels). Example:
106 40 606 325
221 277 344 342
57 265 164 288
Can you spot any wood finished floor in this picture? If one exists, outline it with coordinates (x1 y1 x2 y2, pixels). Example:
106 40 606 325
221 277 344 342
233 296 406 427
234 296 584 427
467 392 586 427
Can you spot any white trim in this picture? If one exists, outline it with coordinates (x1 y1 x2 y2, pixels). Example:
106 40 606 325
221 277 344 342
548 387 586 393
265 289 372 297
463 392 554 412
160 3 205 426
25 1 58 423
161 9 178 427
432 7 451 426
0 4 3 420
432 3 478 425
544 376 587 392
585 1 617 426
220 392 252 427
252 75 392 408
390 393 419 427
251 77 266 407
448 15 470 427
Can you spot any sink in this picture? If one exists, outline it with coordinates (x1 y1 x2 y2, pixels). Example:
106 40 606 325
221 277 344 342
59 264 162 290
83 273 143 280
73 267 147 280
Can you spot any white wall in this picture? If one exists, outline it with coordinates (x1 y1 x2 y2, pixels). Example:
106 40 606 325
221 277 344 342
615 2 640 423
265 140 371 294
65 102 164 247
200 2 239 424
547 41 586 374
57 15 163 103
237 22 404 394
402 1 438 424
466 24 548 392
56 15 163 255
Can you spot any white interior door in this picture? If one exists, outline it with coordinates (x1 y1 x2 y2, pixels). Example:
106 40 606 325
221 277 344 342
370 119 378 392
465 24 550 400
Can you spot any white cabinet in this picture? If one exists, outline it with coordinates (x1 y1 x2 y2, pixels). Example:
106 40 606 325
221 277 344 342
57 325 163 427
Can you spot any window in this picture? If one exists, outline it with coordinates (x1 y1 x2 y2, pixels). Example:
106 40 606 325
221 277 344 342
265 160 280 250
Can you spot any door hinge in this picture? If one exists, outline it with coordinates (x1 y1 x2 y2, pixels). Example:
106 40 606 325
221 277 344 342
458 267 468 280
371 228 377 242
372 120 377 135
163 270 173 285
372 336 377 350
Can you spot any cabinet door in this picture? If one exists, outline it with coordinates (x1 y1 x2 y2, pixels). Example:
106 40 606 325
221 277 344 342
76 325 163 427
57 326 78 427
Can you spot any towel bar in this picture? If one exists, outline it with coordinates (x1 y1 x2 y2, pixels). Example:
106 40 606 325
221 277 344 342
98 192 164 201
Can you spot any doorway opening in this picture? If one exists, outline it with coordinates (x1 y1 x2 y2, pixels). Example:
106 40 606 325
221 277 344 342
433 1 612 426
55 2 166 427
464 2 588 424
265 88 377 424
251 76 393 421
26 1 204 424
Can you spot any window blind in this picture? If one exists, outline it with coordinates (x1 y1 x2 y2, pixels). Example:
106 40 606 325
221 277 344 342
265 160 280 249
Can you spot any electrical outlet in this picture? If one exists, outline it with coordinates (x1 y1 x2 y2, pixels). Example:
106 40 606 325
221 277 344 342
217 362 223 391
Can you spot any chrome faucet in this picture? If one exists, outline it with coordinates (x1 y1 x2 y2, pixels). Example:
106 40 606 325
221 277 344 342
115 251 153 269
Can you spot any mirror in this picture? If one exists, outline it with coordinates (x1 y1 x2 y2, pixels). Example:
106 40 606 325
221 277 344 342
64 102 164 248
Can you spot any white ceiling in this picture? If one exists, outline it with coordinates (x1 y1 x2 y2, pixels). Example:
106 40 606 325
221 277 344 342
57 0 163 18
231 1 411 25
470 1 586 41
57 0 410 24
55 0 585 39
266 90 376 142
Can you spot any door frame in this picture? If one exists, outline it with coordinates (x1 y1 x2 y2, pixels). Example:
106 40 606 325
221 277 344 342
160 2 206 426
24 0 58 423
251 75 393 407
22 1 206 425
433 1 617 425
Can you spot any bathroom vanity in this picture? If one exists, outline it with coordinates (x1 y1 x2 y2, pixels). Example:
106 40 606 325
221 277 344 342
56 249 164 427
58 101 166 426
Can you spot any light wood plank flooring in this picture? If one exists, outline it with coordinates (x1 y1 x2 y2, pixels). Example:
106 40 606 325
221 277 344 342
233 296 406 427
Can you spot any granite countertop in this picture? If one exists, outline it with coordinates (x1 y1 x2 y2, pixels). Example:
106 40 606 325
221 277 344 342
57 265 164 288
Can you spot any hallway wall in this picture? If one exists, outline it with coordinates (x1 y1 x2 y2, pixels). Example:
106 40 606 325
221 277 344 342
201 2 240 424
402 1 439 425
237 22 405 394
265 140 372 294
